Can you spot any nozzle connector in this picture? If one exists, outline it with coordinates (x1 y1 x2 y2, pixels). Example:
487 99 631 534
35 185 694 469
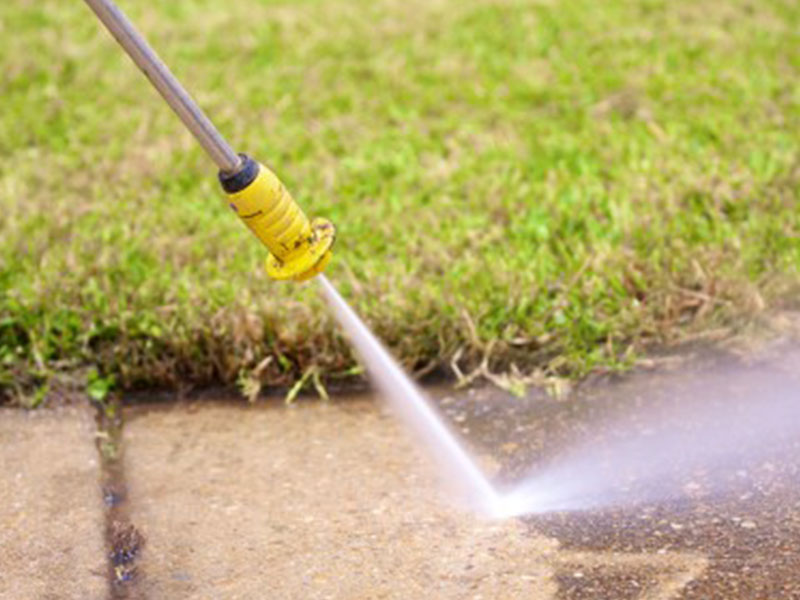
220 155 335 281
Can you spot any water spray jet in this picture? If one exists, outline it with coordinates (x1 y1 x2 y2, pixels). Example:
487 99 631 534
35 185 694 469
317 275 503 514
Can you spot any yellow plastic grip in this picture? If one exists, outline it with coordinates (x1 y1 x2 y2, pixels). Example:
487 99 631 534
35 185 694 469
226 162 334 281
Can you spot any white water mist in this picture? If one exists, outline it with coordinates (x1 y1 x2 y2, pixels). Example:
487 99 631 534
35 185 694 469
494 360 800 517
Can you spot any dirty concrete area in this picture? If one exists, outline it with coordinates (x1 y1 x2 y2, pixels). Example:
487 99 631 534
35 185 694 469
3 347 800 599
440 346 800 599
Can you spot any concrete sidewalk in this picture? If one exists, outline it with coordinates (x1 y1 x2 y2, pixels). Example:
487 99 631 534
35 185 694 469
4 349 800 599
0 397 706 600
0 406 106 600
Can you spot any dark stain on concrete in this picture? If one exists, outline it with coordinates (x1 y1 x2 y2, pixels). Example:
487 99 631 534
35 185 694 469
436 345 800 598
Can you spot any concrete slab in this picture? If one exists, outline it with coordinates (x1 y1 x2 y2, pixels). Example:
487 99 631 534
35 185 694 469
0 406 106 600
123 400 559 599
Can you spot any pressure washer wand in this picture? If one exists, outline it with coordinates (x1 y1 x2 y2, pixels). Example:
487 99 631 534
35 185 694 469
83 0 335 281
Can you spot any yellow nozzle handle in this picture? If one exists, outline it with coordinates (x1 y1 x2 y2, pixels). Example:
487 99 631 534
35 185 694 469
220 155 335 281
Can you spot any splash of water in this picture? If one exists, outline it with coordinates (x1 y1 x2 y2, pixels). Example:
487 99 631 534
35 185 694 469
493 360 800 517
317 275 502 514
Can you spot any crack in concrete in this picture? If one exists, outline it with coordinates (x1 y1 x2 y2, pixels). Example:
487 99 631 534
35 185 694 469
92 396 147 600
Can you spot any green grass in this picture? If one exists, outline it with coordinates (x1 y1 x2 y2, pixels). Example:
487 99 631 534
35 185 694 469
1 0 798 403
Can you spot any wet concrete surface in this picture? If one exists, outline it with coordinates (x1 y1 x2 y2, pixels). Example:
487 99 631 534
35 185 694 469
122 401 558 599
440 347 800 599
0 406 107 599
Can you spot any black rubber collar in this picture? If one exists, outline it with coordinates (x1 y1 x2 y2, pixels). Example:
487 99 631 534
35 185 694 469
218 154 259 193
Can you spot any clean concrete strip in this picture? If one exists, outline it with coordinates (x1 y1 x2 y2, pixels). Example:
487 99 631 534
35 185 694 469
0 406 107 600
123 399 559 599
